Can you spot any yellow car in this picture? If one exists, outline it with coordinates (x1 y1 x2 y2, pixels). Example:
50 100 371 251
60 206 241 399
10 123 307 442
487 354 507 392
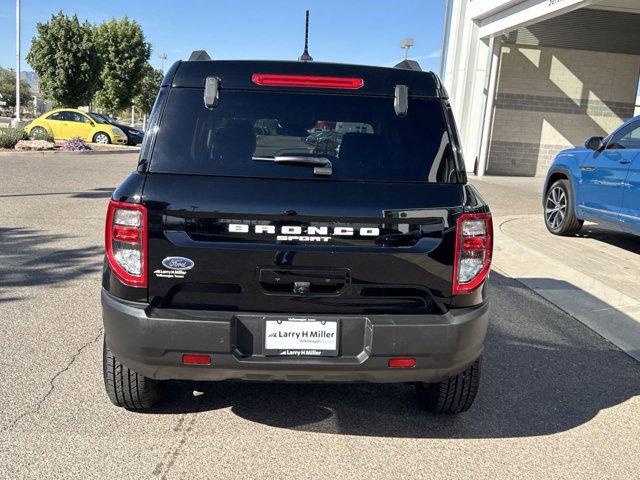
25 108 128 145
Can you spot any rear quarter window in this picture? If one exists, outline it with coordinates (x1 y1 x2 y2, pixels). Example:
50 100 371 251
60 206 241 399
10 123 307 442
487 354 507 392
149 88 458 183
138 86 169 170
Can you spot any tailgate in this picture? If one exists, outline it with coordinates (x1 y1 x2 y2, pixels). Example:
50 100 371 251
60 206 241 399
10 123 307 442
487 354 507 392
144 174 463 314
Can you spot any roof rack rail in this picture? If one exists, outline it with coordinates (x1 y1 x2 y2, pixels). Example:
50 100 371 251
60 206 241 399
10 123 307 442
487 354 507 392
188 50 212 61
393 60 422 71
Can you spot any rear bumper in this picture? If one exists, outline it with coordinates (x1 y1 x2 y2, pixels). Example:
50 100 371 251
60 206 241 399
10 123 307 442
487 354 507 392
102 289 489 383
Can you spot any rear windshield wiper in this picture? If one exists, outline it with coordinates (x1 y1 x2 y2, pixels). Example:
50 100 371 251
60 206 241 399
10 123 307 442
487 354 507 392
254 155 333 176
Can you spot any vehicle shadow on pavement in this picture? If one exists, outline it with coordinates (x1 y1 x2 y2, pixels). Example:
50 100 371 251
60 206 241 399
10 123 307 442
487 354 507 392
578 224 640 255
0 226 102 303
145 272 640 438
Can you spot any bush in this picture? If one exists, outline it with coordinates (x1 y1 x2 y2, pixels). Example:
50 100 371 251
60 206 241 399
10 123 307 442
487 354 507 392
59 136 91 151
29 127 54 142
0 127 27 149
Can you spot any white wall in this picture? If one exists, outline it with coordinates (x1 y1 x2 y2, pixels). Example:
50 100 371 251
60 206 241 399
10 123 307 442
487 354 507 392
488 45 640 176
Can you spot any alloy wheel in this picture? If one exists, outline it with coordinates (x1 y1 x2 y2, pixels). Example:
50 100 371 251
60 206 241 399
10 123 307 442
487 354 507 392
545 186 567 230
95 133 109 144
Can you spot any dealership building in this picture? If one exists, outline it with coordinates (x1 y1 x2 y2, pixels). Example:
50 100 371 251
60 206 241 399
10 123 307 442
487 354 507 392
442 0 640 176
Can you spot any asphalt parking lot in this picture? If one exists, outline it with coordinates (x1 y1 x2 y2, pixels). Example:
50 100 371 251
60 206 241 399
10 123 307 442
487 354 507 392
1 153 639 479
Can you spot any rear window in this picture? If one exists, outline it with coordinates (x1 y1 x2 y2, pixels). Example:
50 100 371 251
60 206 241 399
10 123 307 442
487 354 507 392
149 88 458 183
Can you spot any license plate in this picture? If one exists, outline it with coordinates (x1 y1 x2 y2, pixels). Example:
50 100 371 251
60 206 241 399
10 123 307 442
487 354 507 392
264 317 339 356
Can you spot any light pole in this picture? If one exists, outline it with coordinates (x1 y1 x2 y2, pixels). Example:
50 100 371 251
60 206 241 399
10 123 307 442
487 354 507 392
400 38 414 61
15 0 21 122
158 52 167 72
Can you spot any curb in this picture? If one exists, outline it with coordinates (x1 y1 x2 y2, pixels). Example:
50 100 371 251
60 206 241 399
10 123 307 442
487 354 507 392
0 149 139 157
493 215 640 362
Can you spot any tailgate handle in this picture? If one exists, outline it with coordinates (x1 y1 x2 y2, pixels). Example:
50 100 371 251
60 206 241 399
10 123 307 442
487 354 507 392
294 282 311 294
258 269 349 295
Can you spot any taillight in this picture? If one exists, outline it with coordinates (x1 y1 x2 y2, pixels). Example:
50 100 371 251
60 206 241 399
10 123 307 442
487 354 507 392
251 73 364 89
105 200 147 287
452 213 493 295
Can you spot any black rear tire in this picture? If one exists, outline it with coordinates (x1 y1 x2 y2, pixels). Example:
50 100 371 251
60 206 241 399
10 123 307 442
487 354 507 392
416 358 481 414
103 339 162 410
544 179 583 236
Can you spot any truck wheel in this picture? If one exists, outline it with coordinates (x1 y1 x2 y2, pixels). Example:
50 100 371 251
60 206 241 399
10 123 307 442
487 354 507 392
544 179 583 236
416 357 481 414
103 339 162 410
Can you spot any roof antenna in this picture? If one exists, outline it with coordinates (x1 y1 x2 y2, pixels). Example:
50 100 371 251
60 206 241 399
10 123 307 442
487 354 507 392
299 10 313 61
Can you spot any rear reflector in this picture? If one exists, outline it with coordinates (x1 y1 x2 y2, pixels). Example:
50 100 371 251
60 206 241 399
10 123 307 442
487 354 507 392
388 358 415 368
182 354 211 365
252 73 364 89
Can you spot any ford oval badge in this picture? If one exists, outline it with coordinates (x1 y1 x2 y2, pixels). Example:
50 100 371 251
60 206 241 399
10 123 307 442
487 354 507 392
162 257 195 270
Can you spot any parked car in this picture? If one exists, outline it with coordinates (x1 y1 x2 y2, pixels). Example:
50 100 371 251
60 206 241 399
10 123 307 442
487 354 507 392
305 129 339 153
92 113 144 146
544 116 640 236
101 54 492 413
25 108 128 144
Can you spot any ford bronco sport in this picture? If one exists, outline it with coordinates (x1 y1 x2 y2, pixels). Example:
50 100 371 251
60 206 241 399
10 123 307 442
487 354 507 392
102 52 492 413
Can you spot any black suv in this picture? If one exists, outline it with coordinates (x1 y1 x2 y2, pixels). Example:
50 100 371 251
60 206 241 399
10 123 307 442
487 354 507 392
102 54 492 414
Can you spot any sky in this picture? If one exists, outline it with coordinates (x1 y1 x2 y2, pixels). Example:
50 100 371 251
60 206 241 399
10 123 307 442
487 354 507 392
0 0 446 73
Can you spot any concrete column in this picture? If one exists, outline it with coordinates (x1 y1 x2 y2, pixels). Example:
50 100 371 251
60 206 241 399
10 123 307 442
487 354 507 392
443 0 496 173
440 0 453 79
460 31 493 172
476 37 501 176
443 1 464 112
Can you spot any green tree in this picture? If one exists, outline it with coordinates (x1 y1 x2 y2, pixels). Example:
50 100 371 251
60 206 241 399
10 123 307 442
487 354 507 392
133 63 163 117
26 12 100 107
0 68 32 109
93 17 151 113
